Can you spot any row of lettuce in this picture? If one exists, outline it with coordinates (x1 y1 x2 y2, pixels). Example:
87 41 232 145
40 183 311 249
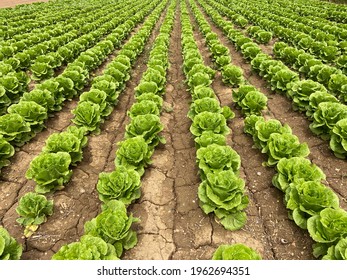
192 0 347 260
198 0 347 160
0 0 148 117
181 0 250 232
0 0 154 174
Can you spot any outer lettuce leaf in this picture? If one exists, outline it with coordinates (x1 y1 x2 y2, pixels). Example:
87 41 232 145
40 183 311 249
0 135 15 170
322 238 347 260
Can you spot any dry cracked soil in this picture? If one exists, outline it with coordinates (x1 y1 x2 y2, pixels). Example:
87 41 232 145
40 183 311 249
1 0 347 260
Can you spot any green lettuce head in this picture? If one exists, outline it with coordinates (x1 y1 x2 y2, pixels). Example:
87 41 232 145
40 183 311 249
84 200 139 258
196 144 241 179
97 165 141 205
272 157 326 192
115 136 153 177
52 235 119 260
212 244 261 260
285 180 339 229
26 152 72 194
0 226 22 260
16 192 53 237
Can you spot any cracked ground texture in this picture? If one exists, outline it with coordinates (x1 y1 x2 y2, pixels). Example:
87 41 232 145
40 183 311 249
1 0 347 260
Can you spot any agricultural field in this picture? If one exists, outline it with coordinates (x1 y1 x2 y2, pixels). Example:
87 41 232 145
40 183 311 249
0 0 347 261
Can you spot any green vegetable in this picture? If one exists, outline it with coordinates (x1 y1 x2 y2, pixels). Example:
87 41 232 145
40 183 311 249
115 136 153 177
264 133 310 166
272 157 326 192
26 152 72 194
198 170 248 231
190 112 230 137
196 144 240 179
84 200 139 258
212 244 261 260
307 208 347 244
221 64 244 86
52 235 119 260
0 135 15 170
71 101 102 133
16 192 53 237
322 238 347 260
0 226 22 260
285 180 339 229
330 118 347 159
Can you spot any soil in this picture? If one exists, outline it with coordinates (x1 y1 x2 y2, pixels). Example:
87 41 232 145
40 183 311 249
1 0 346 261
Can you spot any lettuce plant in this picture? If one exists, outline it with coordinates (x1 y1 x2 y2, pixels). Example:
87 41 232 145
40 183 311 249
263 133 310 166
0 113 32 146
191 85 216 101
79 89 112 117
212 244 261 260
134 81 159 96
0 227 22 260
0 135 15 170
7 101 47 133
135 93 163 111
16 192 53 237
240 91 268 116
26 152 72 194
272 157 326 193
243 115 265 136
84 200 139 258
52 235 119 260
115 136 153 177
285 180 339 229
0 86 11 115
128 100 160 118
125 114 165 147
322 238 347 260
221 64 244 86
328 74 347 102
71 101 102 134
194 131 226 148
42 130 85 165
307 208 347 244
252 119 292 150
270 69 299 92
188 98 233 120
198 170 248 231
306 91 338 119
187 72 212 89
21 89 56 113
330 118 347 159
91 80 119 105
190 112 230 137
97 165 141 205
288 80 327 112
254 31 272 44
310 102 347 140
196 144 241 179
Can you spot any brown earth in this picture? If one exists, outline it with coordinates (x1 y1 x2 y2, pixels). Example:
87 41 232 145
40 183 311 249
1 0 347 261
